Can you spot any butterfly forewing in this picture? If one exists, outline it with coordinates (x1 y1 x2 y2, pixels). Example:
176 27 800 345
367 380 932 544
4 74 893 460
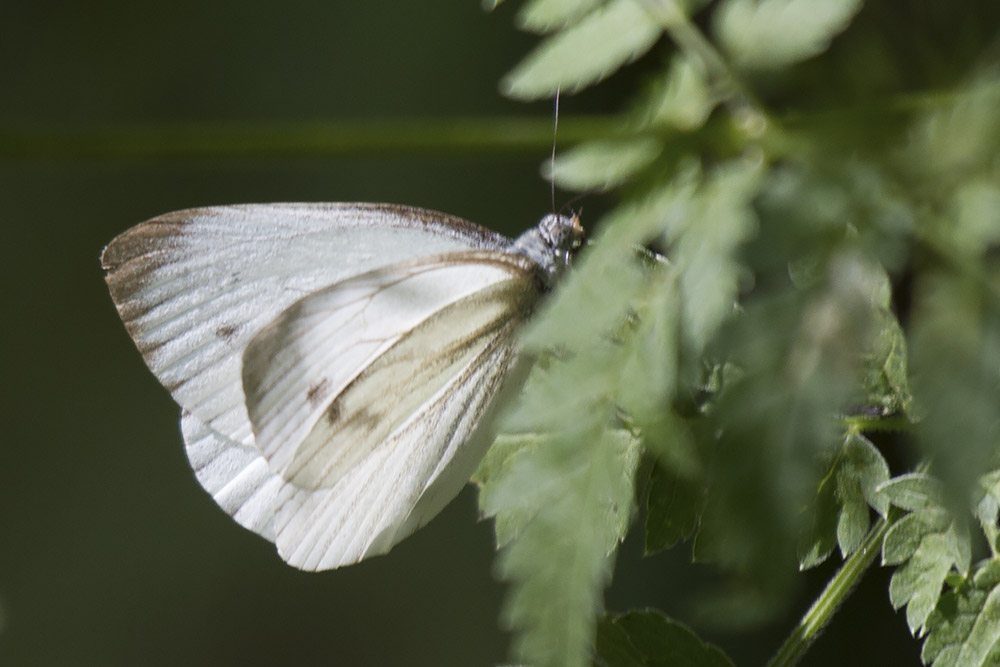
181 411 283 540
101 204 507 449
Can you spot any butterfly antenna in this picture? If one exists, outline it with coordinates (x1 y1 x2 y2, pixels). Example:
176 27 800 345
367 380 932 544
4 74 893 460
559 189 598 217
550 86 560 214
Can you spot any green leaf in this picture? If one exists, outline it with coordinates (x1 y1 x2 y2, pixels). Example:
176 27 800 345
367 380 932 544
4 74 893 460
949 178 1000 258
674 160 761 350
923 559 1000 666
890 532 959 635
861 306 913 415
975 470 1000 553
618 267 681 425
516 0 606 33
799 432 891 569
693 245 890 616
879 473 947 513
484 160 696 664
596 615 647 667
880 474 973 635
903 71 1000 179
883 511 951 565
472 432 548 547
520 168 699 354
519 250 646 355
798 458 840 569
837 433 889 558
502 0 663 99
910 271 1000 506
641 54 718 130
596 609 735 667
483 161 696 663
546 136 663 192
482 418 641 667
845 256 913 415
712 0 863 70
645 458 704 554
840 433 892 519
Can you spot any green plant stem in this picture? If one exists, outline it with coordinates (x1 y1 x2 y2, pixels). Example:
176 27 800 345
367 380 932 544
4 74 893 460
840 413 912 433
0 116 620 160
767 512 900 667
2 84 987 162
636 0 769 125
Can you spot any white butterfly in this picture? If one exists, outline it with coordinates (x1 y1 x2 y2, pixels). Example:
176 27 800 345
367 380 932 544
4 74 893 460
102 203 583 571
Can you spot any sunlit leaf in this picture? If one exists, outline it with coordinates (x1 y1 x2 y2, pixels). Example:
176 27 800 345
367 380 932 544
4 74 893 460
674 159 762 350
922 559 1000 667
713 0 863 70
546 136 663 191
482 423 641 667
975 470 1000 554
892 532 962 636
618 267 681 424
881 474 973 635
516 0 606 33
879 473 947 513
904 72 1000 179
473 432 548 547
642 54 718 130
502 0 663 99
520 168 699 353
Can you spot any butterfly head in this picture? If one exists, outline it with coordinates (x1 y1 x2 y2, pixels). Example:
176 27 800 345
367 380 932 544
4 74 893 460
511 212 585 289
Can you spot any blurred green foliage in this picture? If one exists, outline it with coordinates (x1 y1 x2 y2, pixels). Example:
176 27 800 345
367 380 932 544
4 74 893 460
473 1 1000 666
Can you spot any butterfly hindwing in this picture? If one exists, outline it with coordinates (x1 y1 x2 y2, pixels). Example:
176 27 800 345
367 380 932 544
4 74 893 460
237 252 539 568
272 331 522 570
242 251 539 492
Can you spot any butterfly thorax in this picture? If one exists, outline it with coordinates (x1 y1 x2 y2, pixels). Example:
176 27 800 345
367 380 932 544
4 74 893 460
509 213 584 290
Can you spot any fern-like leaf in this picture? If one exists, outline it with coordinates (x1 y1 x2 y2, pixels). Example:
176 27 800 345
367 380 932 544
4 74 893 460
881 474 972 636
921 558 1000 666
640 53 719 130
502 0 663 99
516 0 606 33
712 0 863 70
546 137 663 191
798 432 890 569
482 418 642 667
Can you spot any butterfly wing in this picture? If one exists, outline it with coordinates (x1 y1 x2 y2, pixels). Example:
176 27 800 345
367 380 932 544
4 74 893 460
240 251 540 569
181 410 284 540
102 203 508 450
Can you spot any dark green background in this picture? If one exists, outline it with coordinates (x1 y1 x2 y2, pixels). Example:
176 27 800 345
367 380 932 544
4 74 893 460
0 2 933 665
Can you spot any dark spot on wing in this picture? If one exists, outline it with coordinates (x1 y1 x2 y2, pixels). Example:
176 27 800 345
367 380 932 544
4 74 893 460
325 400 342 425
325 398 381 434
215 323 240 342
349 406 382 432
307 379 329 408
